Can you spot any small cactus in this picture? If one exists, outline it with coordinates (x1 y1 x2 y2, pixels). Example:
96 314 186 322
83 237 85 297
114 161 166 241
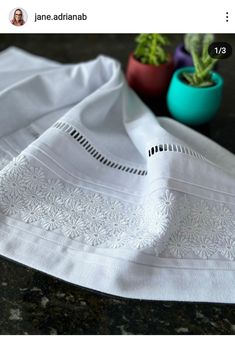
183 34 218 87
134 34 170 66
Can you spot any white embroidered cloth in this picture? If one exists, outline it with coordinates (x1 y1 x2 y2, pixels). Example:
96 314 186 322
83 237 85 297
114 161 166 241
0 47 235 303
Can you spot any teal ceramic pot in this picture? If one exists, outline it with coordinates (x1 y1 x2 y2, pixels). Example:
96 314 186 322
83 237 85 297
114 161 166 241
167 67 224 125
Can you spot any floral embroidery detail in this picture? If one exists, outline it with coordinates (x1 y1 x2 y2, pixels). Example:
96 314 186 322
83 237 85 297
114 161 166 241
45 179 64 200
225 218 235 238
128 230 156 249
191 200 211 225
192 237 217 259
1 172 25 196
105 198 125 214
23 166 46 190
40 208 64 231
83 207 107 227
62 215 85 239
147 212 168 237
22 188 45 208
211 205 233 228
64 198 83 214
167 232 192 258
84 192 104 208
203 220 226 242
178 194 190 216
0 153 235 261
218 237 235 260
180 216 203 240
106 215 128 235
105 234 126 248
0 194 24 215
157 190 176 216
21 205 44 223
127 205 145 227
1 154 27 176
64 186 84 203
84 225 108 246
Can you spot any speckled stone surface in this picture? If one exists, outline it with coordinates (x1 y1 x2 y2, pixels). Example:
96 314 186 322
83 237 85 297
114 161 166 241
0 34 235 335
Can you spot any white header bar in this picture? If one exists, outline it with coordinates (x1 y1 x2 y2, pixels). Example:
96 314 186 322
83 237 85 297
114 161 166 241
0 0 234 33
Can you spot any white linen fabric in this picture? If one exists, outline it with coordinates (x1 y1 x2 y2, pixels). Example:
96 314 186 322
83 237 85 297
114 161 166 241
0 47 235 303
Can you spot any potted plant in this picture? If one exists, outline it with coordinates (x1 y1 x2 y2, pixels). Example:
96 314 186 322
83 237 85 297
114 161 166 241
174 34 213 69
126 34 174 98
167 34 224 125
173 34 194 69
174 34 217 70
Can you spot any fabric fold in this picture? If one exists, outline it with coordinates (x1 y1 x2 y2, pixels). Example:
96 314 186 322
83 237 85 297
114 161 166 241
0 47 234 303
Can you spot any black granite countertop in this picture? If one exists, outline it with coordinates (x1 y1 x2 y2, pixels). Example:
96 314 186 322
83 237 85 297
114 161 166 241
0 34 235 335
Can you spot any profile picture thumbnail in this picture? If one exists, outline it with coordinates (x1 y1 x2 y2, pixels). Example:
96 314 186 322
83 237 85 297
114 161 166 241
10 8 27 26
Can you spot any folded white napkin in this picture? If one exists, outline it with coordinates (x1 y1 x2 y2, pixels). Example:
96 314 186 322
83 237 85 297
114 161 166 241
0 47 234 303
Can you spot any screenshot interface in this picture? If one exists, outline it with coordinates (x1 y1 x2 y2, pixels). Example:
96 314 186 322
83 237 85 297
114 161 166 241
0 0 235 337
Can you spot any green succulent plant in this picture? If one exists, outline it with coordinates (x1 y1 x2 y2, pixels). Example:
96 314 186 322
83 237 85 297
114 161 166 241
183 34 218 87
134 34 170 66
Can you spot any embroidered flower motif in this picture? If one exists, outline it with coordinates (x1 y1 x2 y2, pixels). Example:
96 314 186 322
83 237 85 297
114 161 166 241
83 192 104 210
23 166 46 190
156 190 176 216
64 186 84 203
128 231 156 249
225 218 235 238
12 154 28 168
40 208 64 231
83 207 107 227
218 237 235 260
22 188 45 208
1 172 25 196
178 194 190 217
45 178 64 200
1 153 235 261
127 205 145 227
0 194 24 215
105 233 126 248
105 215 128 235
2 154 28 177
104 198 125 215
62 215 85 239
21 205 44 223
203 219 226 242
211 204 233 228
167 232 192 258
84 225 108 246
180 216 203 240
64 199 84 215
191 200 211 225
192 237 217 259
43 195 63 211
147 212 168 238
